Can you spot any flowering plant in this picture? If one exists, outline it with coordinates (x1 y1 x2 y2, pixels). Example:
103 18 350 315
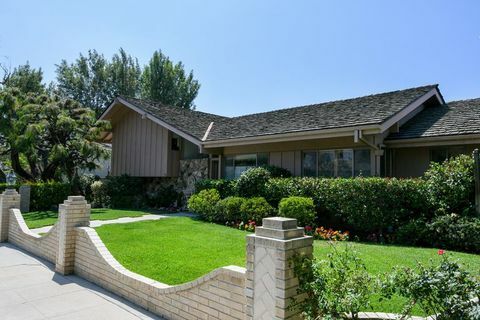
306 226 349 241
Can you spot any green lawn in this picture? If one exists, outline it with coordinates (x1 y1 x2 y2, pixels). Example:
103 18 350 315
96 217 480 315
23 208 163 229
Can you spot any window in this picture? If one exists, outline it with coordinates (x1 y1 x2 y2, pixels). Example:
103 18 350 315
303 152 317 177
223 153 270 179
171 138 180 151
430 146 466 163
303 149 371 178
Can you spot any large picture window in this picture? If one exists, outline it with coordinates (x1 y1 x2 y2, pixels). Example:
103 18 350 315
303 149 371 178
223 153 269 179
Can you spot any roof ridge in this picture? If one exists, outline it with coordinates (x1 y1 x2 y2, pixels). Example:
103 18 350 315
446 97 480 104
229 84 438 119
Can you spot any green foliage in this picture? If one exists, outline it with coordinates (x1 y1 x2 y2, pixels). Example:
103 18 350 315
0 88 110 181
278 196 316 226
104 175 144 208
424 154 475 215
427 214 480 253
214 196 246 223
77 174 96 202
380 255 480 319
2 62 45 94
91 180 110 208
293 243 375 319
235 167 271 198
141 50 200 109
145 185 179 208
195 179 237 199
187 189 220 221
395 219 429 246
0 182 71 211
239 197 274 223
260 164 292 178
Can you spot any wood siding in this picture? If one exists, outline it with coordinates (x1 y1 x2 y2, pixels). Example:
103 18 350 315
111 109 171 177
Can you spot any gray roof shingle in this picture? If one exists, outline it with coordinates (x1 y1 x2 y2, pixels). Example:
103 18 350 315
118 85 439 142
386 98 480 140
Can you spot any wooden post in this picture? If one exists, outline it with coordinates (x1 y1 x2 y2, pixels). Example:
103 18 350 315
473 149 480 216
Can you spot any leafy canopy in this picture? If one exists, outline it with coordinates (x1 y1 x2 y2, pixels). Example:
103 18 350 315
0 88 110 182
1 62 45 95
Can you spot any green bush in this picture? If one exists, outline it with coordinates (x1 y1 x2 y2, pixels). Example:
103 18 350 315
104 175 144 208
395 219 428 246
77 174 97 202
29 181 72 211
235 167 271 198
239 197 274 224
214 196 246 223
187 189 220 221
278 196 316 226
381 254 480 319
195 179 237 199
145 185 179 208
424 154 475 216
260 164 292 178
91 180 110 208
427 214 480 253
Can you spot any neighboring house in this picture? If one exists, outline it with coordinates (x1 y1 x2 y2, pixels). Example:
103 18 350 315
99 84 480 182
79 144 112 178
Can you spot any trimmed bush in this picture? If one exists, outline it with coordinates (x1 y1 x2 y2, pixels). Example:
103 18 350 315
91 180 110 208
427 214 480 253
214 196 246 223
195 179 237 199
240 197 274 224
104 175 144 208
29 181 72 211
236 167 271 198
187 189 220 221
424 154 475 216
279 196 316 227
260 165 292 178
145 185 179 208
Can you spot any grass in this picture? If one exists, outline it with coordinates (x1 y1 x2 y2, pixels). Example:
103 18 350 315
96 217 480 315
23 208 164 229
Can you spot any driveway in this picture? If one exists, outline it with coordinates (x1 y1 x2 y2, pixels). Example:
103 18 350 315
0 243 161 320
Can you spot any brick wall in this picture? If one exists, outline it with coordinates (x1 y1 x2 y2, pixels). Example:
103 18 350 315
8 208 58 263
75 227 247 320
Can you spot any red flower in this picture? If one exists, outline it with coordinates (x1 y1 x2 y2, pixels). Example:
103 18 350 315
305 226 313 232
438 249 445 255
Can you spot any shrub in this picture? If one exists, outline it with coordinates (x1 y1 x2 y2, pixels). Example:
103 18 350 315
239 197 274 224
104 175 144 208
395 219 428 246
381 254 480 319
77 174 97 202
91 180 110 208
279 196 316 227
293 243 375 319
145 185 179 208
260 164 292 178
195 179 237 198
29 181 71 211
235 167 271 198
215 196 245 223
427 214 480 253
187 189 220 221
424 154 475 215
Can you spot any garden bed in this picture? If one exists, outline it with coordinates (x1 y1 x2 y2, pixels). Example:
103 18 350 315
95 217 480 316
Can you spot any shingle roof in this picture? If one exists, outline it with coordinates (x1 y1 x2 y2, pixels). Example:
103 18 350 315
117 85 439 142
118 96 228 140
386 98 480 140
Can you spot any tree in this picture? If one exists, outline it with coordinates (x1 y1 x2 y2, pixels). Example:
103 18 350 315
2 62 45 95
141 50 200 109
55 50 113 117
0 88 110 182
110 48 141 98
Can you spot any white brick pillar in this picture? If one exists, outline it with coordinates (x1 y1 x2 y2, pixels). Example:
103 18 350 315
55 196 90 275
246 217 313 320
0 189 20 242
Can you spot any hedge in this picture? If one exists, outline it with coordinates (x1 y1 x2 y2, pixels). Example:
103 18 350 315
0 181 72 211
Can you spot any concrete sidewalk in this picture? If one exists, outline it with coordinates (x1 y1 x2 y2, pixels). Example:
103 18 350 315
0 243 161 320
31 212 195 234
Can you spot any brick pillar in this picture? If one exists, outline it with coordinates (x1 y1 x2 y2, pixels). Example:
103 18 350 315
246 217 313 320
0 189 20 242
55 196 90 275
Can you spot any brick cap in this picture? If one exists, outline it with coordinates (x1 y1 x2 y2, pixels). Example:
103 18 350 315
2 189 19 196
262 217 297 230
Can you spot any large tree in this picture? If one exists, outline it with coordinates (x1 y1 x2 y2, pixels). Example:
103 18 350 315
1 62 45 95
140 50 200 109
110 48 141 98
0 88 110 182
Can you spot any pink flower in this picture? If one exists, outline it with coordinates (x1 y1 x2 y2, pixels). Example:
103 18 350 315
438 249 445 255
305 226 313 232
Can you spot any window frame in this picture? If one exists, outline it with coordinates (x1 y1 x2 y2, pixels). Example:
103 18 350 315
302 148 371 178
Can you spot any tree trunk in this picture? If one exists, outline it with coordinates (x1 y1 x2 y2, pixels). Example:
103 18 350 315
10 150 35 181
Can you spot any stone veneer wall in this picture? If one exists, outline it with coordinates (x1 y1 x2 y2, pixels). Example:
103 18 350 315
8 208 59 263
75 227 247 320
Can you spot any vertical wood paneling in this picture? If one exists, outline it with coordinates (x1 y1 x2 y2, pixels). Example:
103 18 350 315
269 152 282 167
294 151 302 176
281 152 295 174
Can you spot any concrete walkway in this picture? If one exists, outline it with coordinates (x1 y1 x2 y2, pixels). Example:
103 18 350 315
0 243 162 320
32 212 195 234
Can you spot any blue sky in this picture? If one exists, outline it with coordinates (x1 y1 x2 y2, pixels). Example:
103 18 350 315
1 1 479 116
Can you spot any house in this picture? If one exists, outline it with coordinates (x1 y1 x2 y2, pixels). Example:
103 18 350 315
98 84 480 189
